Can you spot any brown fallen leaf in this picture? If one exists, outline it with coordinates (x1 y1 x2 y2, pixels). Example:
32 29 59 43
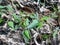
21 6 35 13
40 6 51 15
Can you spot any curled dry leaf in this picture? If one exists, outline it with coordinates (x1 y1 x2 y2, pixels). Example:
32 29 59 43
31 29 41 45
46 18 58 26
40 24 51 33
33 32 40 45
1 13 14 21
21 6 35 13
33 33 42 45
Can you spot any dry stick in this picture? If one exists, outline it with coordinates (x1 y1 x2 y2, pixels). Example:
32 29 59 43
1 13 13 20
11 0 34 14
7 0 20 15
16 0 24 8
31 29 41 45
11 0 16 10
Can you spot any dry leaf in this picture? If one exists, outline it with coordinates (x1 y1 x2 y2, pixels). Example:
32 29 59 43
46 18 58 26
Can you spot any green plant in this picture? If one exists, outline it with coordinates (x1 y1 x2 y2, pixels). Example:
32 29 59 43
12 13 20 23
0 18 3 23
22 30 31 43
42 34 49 40
26 19 38 29
7 21 14 29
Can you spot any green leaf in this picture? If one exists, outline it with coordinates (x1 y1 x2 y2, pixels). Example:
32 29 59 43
20 11 24 14
22 30 30 43
0 5 6 8
37 21 43 28
23 18 29 27
1 9 7 12
24 30 30 39
12 13 18 19
29 13 38 20
42 34 49 39
30 13 38 19
12 13 20 23
8 21 14 29
27 19 38 29
41 16 49 21
7 5 13 11
0 18 3 23
0 12 2 16
53 30 58 38
50 12 58 18
25 18 29 26
15 25 19 29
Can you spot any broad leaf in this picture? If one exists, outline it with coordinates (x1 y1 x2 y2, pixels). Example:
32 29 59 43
27 19 38 29
23 18 29 27
22 30 30 43
12 13 20 23
37 21 43 28
41 16 49 21
24 30 30 39
0 5 6 8
8 21 14 29
7 5 13 11
53 30 58 38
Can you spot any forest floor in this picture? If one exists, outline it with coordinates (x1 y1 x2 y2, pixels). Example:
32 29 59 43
0 0 60 45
